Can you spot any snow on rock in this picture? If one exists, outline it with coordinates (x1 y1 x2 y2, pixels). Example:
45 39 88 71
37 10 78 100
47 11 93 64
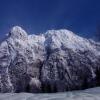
45 29 100 54
0 26 100 93
9 26 28 40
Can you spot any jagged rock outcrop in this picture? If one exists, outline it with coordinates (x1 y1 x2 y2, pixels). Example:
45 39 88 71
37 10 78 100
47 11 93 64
0 26 100 93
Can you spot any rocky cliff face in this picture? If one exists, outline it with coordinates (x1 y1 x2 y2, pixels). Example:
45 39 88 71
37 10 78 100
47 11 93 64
0 26 100 93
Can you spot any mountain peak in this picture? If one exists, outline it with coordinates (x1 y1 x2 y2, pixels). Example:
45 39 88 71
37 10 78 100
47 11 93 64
11 26 24 31
8 26 28 40
45 29 73 36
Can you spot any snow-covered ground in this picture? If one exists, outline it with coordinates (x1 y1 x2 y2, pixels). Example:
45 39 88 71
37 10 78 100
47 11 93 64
0 87 100 100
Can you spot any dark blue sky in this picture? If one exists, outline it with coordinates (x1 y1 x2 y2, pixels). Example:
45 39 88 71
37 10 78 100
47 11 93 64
0 0 100 39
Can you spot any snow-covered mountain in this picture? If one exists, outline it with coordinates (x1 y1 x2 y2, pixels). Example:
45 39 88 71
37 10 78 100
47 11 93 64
0 26 100 93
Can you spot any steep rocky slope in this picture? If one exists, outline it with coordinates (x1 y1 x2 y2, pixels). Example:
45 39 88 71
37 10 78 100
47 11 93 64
0 26 100 93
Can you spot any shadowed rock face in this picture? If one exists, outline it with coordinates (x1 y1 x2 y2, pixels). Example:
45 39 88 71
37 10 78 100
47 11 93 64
0 26 100 93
